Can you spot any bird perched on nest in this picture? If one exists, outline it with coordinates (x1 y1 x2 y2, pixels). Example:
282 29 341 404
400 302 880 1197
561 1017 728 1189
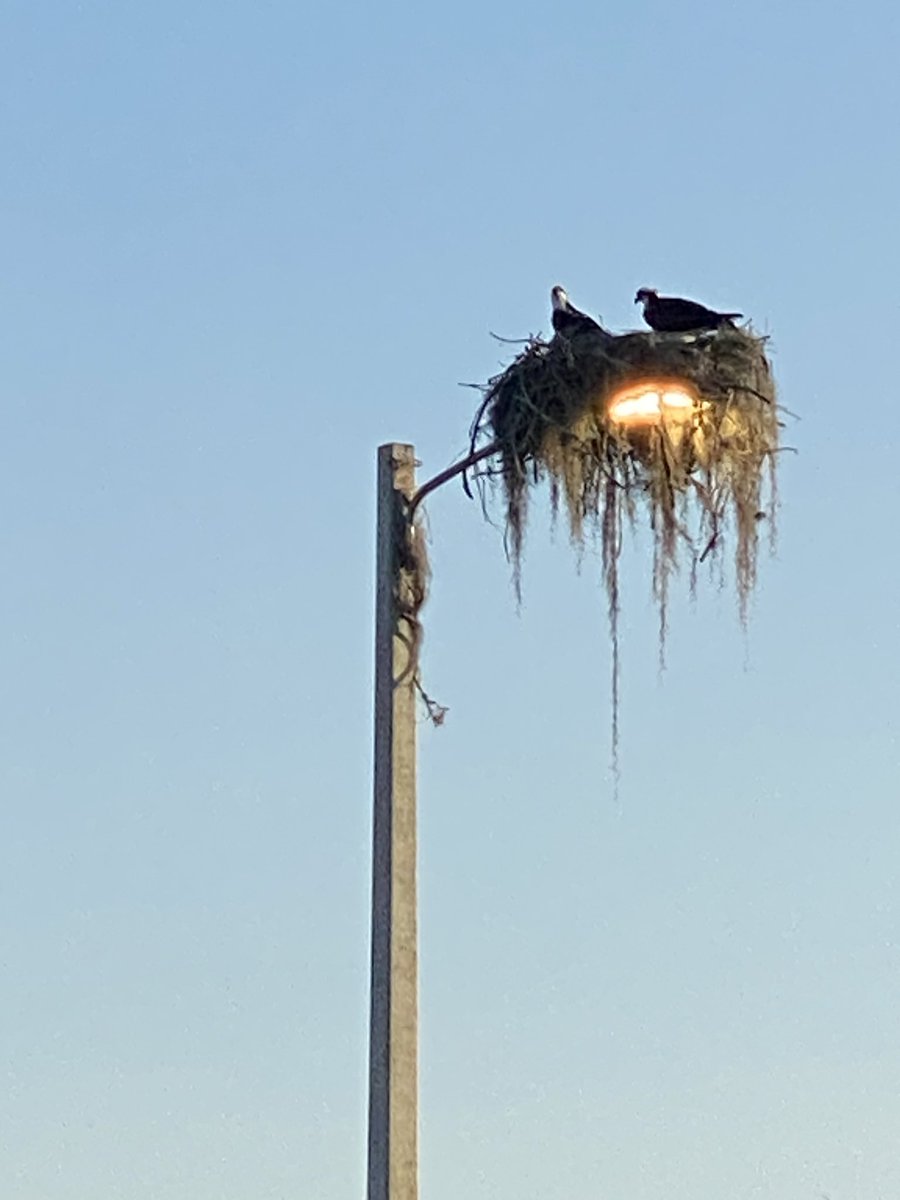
635 287 743 333
551 285 602 336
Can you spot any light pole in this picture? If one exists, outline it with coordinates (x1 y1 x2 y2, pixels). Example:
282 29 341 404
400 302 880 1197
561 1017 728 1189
366 438 497 1200
367 443 419 1200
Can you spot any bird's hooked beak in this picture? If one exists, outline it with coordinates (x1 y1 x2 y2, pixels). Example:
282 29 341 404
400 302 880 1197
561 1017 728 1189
551 285 566 310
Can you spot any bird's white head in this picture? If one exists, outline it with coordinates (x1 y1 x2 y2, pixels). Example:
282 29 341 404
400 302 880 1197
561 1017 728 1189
635 287 657 307
551 285 569 311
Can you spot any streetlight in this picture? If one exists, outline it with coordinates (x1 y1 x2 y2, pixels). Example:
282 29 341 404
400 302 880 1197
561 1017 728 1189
365 319 780 1200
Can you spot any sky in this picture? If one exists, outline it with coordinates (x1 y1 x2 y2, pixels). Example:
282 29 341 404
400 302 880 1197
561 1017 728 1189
1 1 899 1197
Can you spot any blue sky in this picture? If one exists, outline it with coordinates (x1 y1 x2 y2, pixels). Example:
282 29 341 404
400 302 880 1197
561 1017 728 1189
1 1 899 1197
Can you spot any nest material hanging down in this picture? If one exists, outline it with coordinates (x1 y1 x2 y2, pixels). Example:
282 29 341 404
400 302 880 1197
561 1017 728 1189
393 493 449 725
474 322 779 636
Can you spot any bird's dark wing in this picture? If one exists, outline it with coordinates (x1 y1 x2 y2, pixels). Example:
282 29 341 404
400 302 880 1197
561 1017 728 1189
553 306 601 334
659 298 720 325
643 295 744 332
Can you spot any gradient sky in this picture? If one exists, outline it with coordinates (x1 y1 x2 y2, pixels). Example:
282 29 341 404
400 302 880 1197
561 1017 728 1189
2 2 899 1198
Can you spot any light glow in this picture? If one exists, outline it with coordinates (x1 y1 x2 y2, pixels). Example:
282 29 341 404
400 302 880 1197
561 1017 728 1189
607 381 697 425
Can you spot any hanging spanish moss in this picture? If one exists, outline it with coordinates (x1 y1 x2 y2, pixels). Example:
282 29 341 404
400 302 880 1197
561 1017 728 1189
468 321 780 781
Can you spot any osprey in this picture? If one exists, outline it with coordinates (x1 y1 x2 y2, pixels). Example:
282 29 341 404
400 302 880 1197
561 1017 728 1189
551 285 601 336
635 287 743 333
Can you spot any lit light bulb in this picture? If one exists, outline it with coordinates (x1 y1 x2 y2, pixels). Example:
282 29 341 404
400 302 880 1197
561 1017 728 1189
607 381 696 425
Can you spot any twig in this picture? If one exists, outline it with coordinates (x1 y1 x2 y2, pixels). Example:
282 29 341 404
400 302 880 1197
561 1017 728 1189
489 331 544 345
466 391 495 498
732 384 774 405
415 678 449 726
699 530 719 564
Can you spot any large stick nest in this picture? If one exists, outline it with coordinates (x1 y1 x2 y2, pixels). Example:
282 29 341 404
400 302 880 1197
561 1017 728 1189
472 324 782 710
473 323 778 632
468 322 780 780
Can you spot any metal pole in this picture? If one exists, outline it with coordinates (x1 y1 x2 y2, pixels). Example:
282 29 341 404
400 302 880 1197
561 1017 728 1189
368 443 418 1200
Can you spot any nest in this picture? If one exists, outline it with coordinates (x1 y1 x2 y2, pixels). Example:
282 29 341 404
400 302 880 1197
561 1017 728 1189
470 322 780 774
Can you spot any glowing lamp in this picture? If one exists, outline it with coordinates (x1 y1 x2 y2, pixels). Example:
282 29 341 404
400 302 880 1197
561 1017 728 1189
607 380 697 426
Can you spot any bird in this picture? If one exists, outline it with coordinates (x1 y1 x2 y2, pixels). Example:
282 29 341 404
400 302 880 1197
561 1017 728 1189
635 287 743 333
551 285 602 336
